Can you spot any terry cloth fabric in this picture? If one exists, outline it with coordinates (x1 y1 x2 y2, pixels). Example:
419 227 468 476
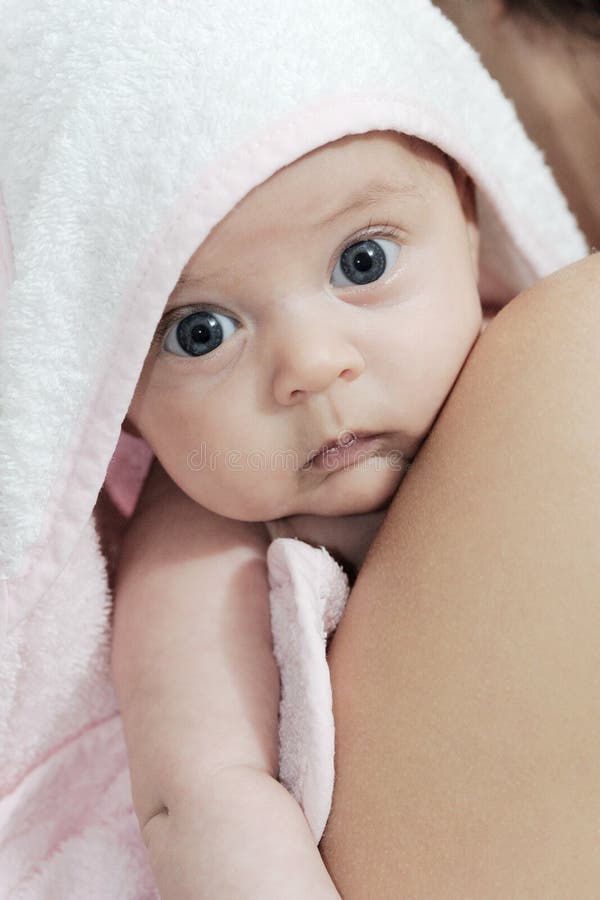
0 0 587 894
267 538 350 844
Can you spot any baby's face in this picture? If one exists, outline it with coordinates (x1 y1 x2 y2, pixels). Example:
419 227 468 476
127 132 481 521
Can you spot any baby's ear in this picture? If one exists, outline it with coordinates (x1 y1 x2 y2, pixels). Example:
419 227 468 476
449 160 480 278
121 414 143 439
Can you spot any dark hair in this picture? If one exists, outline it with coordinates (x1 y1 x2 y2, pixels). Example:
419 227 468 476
503 0 600 40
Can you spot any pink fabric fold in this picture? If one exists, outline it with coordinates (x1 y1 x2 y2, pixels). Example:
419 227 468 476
268 537 350 843
0 525 348 895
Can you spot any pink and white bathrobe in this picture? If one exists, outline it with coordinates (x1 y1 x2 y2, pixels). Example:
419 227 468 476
0 0 586 895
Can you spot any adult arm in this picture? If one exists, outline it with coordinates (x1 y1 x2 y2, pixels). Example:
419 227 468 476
320 255 600 898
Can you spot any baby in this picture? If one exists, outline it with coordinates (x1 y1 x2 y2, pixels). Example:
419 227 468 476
111 130 482 898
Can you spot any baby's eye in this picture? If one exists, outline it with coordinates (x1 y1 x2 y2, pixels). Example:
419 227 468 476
163 309 238 357
331 238 401 287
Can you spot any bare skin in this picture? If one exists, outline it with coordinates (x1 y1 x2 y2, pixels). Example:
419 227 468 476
112 132 482 899
320 254 600 898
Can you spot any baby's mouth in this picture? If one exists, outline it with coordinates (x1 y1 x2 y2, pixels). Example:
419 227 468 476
303 431 388 471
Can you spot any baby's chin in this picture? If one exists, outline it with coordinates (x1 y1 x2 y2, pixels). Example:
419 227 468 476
276 464 410 521
190 455 413 522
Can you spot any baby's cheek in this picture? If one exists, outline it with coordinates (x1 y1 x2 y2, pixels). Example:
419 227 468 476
179 463 288 521
408 347 473 436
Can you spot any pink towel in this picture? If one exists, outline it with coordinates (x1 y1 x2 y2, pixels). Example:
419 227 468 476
0 528 347 896
268 539 350 843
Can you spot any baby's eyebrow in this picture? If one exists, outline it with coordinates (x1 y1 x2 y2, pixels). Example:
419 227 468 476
316 179 421 228
168 180 421 303
169 267 222 303
172 272 209 293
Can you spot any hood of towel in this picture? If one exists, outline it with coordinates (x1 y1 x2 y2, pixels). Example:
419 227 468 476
0 0 586 619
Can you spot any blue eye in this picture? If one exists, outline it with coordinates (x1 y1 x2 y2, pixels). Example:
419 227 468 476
331 238 401 287
163 309 238 357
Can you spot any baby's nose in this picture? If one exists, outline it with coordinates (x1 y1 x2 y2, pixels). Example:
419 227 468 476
271 307 366 406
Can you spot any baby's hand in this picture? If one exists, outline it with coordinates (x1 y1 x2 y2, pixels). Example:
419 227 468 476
111 463 339 897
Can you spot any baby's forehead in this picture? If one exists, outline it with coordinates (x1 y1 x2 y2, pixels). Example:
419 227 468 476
272 130 443 195
225 131 440 218
171 132 452 295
